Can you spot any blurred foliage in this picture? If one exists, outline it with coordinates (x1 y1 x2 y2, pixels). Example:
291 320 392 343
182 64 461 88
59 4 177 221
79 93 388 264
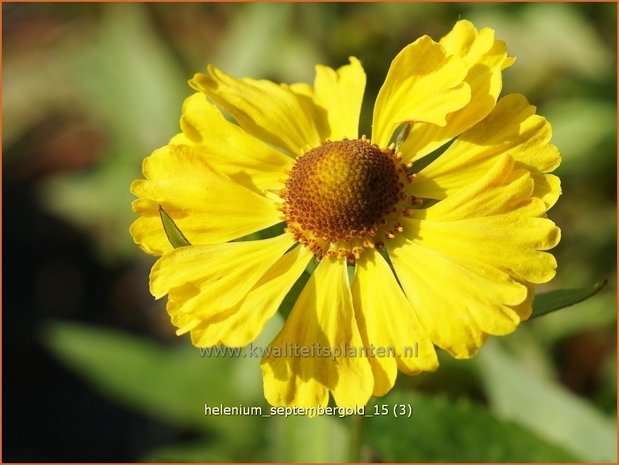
42 318 351 462
44 320 613 462
4 2 616 462
364 390 578 462
478 340 616 462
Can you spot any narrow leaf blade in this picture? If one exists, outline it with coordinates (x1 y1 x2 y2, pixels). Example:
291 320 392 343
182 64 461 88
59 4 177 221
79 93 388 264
159 205 191 248
531 280 607 318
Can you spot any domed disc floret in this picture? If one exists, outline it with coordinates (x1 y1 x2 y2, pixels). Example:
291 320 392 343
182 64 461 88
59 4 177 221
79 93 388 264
281 139 413 262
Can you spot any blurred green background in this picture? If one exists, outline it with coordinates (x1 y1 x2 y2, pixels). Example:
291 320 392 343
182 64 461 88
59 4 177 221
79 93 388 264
3 2 616 462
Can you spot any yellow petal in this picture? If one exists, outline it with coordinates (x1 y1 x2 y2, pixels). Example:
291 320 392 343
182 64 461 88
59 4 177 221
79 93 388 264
351 252 438 396
179 92 294 193
387 238 524 358
314 57 366 140
512 282 535 322
387 154 560 357
169 132 192 145
150 234 294 315
419 154 527 220
130 144 282 255
372 35 470 148
290 85 332 145
166 283 201 332
531 172 561 210
407 210 559 285
188 245 313 347
441 20 513 70
439 19 484 59
190 66 323 156
401 21 515 162
410 155 560 284
129 198 175 256
288 82 314 98
261 257 373 408
410 94 561 209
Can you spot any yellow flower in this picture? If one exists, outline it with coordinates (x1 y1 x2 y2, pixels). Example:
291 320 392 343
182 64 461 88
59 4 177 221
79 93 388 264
130 20 561 408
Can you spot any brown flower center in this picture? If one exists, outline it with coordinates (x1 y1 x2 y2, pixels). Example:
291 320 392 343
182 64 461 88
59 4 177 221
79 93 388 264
281 139 412 262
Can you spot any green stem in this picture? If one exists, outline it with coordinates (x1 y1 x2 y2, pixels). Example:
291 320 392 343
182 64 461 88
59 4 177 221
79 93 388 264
349 414 364 462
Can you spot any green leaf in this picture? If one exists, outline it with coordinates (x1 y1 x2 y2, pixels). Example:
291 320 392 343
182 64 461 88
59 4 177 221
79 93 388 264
40 321 260 442
531 280 607 318
477 340 617 462
364 390 578 462
160 206 191 248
